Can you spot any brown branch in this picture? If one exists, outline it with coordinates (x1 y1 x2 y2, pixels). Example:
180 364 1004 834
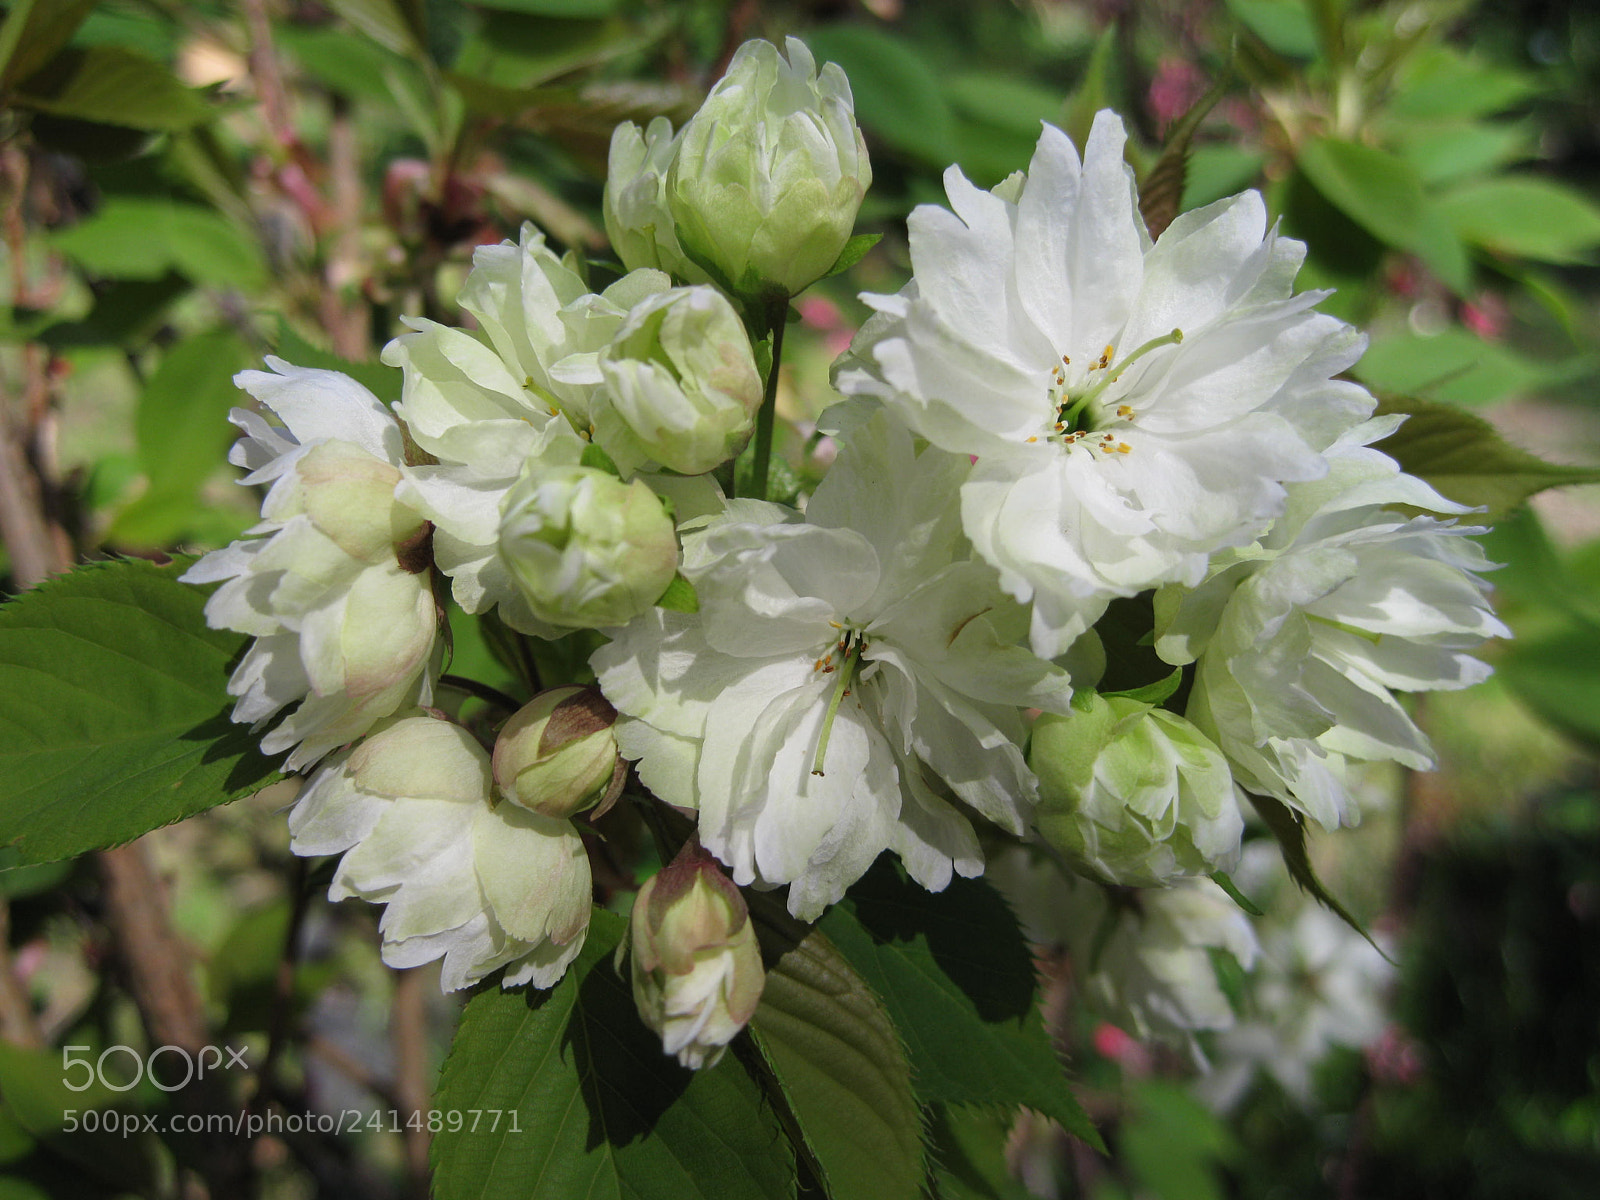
391 967 432 1200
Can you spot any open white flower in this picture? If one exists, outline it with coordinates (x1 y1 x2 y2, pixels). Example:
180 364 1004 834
290 714 592 991
181 360 437 771
836 112 1374 658
594 409 1073 919
1154 419 1508 828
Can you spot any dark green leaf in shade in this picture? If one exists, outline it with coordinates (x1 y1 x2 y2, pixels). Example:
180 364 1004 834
823 234 882 280
655 575 700 615
927 1103 1034 1200
1296 137 1471 292
0 559 283 864
746 913 924 1200
817 861 1101 1149
431 909 794 1200
1139 63 1232 240
1373 395 1600 518
0 0 98 93
1247 792 1380 952
11 46 212 131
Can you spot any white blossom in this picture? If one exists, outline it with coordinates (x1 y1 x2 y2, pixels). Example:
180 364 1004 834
1155 419 1508 828
290 714 591 991
594 409 1073 919
181 360 437 771
836 111 1373 657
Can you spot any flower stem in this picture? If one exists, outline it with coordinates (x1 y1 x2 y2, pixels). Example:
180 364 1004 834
746 298 789 502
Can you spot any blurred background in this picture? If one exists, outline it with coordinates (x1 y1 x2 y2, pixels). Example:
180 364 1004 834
1 0 1599 1196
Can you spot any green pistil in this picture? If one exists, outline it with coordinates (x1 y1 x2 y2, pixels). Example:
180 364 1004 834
811 634 864 777
1057 328 1184 432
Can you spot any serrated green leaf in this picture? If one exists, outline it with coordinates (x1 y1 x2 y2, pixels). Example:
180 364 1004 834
0 0 98 93
818 862 1100 1150
1247 792 1376 949
0 560 283 864
1437 176 1600 265
655 574 699 615
432 909 793 1200
1296 137 1470 291
824 233 882 280
1373 395 1600 517
747 914 923 1200
50 200 266 291
11 46 211 131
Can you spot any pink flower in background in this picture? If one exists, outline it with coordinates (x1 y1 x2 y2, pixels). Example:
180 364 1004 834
1149 57 1206 133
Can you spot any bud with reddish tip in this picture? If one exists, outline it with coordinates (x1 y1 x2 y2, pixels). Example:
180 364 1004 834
492 686 625 819
629 841 765 1069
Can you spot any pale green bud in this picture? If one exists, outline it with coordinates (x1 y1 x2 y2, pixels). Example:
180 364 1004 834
603 117 707 282
666 37 871 299
499 464 678 629
492 686 624 819
595 286 763 476
629 841 765 1070
274 440 424 564
1031 694 1243 888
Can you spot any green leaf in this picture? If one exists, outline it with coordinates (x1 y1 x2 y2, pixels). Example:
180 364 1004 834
50 200 266 291
824 233 882 280
1120 1080 1236 1200
655 574 699 615
1226 0 1319 58
10 46 212 131
1062 25 1119 157
1498 623 1600 750
0 0 97 93
1388 50 1538 120
579 441 621 477
806 26 955 166
746 909 923 1200
1296 137 1470 291
1387 120 1531 187
928 1104 1033 1200
474 0 620 13
1103 668 1183 708
325 0 427 58
1247 792 1377 948
1436 176 1600 265
0 559 283 864
271 321 399 404
1181 146 1265 211
818 862 1100 1149
1373 395 1600 517
432 909 793 1200
137 328 246 491
1355 326 1584 408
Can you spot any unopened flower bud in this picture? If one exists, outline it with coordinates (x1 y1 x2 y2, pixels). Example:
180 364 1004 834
1030 693 1244 888
604 117 706 282
629 842 764 1069
595 286 763 475
667 37 871 299
492 686 624 819
498 464 678 629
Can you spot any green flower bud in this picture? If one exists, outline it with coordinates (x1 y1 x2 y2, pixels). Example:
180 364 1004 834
604 117 707 283
666 37 871 299
498 464 678 629
595 286 763 476
492 686 625 819
629 841 765 1069
1030 694 1243 888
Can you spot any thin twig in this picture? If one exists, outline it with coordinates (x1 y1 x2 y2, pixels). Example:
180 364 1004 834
391 967 432 1200
439 673 523 715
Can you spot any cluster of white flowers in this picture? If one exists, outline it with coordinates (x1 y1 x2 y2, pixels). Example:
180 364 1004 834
183 35 1502 1066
